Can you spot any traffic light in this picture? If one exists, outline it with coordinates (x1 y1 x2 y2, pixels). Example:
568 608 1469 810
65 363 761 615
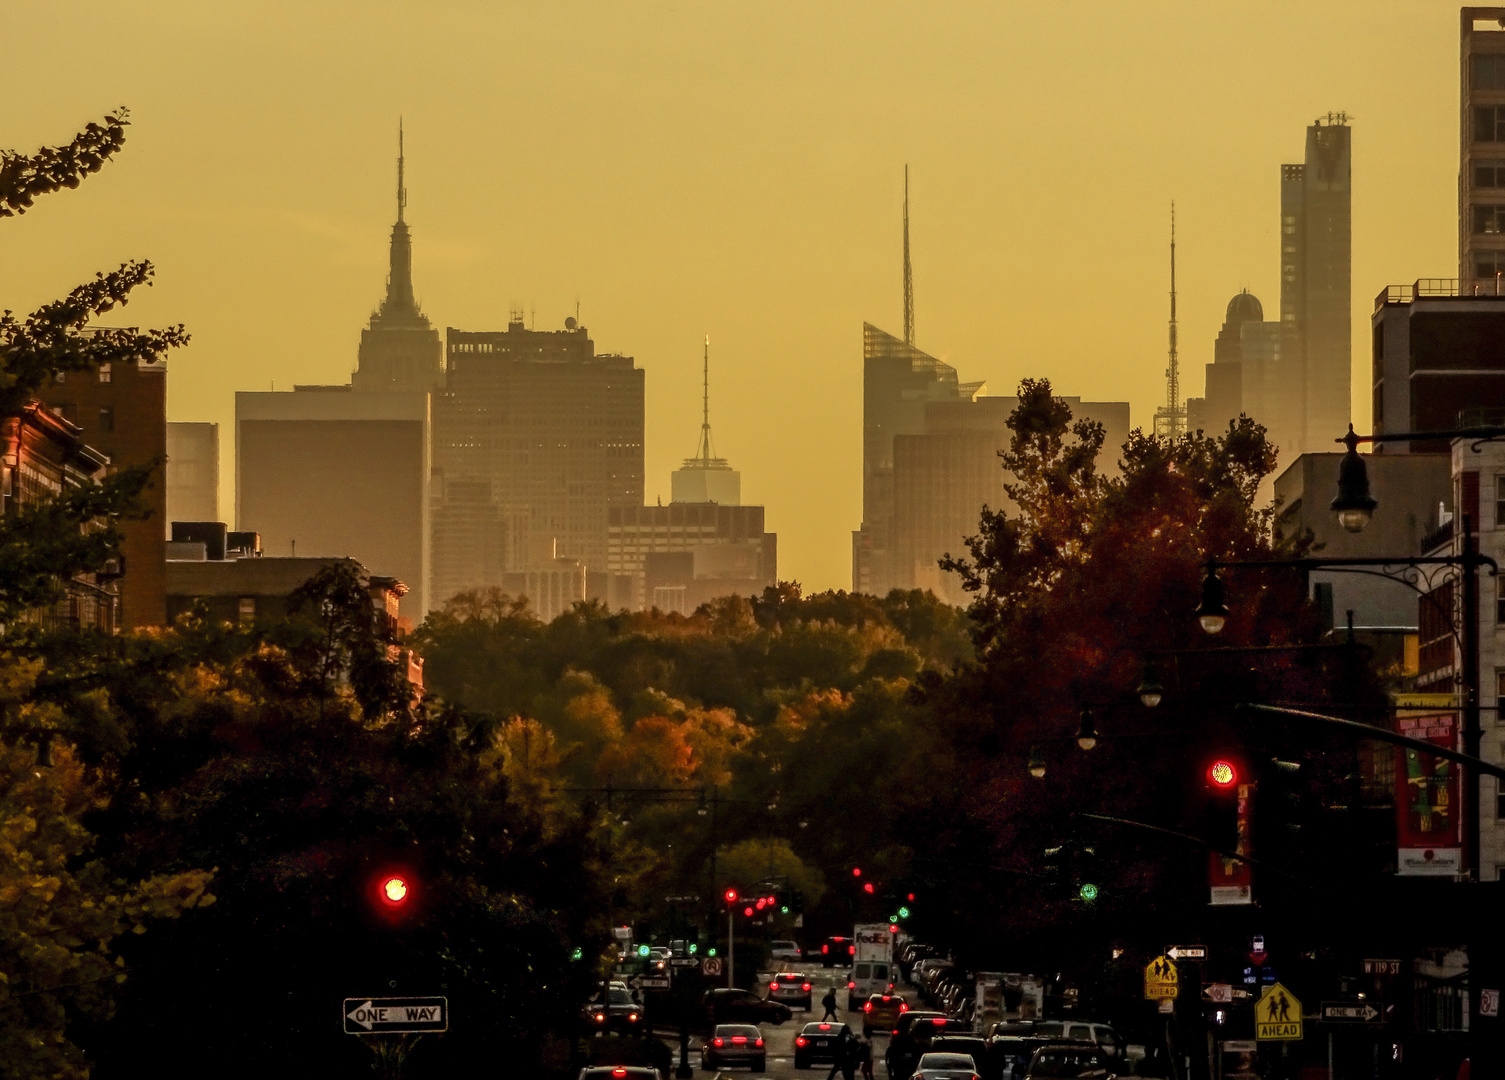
723 887 739 906
789 890 806 914
1204 756 1243 854
363 863 421 927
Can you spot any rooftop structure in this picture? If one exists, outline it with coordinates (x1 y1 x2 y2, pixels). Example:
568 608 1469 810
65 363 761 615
671 336 739 506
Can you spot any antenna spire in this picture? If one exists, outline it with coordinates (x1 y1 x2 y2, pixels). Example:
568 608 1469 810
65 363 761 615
902 165 915 348
397 118 406 223
1153 201 1185 439
699 335 714 464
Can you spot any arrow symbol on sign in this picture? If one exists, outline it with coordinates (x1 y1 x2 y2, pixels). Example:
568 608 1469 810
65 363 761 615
346 1001 374 1030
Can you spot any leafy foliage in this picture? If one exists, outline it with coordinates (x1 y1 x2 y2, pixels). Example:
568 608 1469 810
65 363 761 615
0 109 129 218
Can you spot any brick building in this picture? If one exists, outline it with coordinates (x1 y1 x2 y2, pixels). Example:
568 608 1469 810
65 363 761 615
37 351 167 627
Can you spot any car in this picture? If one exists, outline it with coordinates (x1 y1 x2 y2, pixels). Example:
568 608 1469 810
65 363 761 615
911 1015 971 1040
1027 1022 1125 1064
579 1068 664 1080
820 935 856 968
794 1021 853 1069
891 1011 947 1040
770 940 803 962
587 987 645 1034
913 1053 980 1080
931 1037 993 1080
1021 1043 1111 1080
768 972 814 1010
702 1024 766 1071
862 992 909 1037
704 988 794 1027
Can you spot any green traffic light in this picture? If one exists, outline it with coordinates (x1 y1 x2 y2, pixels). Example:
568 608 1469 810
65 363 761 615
781 906 790 914
1079 883 1099 902
898 906 910 919
889 914 898 924
571 947 583 960
689 943 698 954
707 948 717 957
637 944 650 957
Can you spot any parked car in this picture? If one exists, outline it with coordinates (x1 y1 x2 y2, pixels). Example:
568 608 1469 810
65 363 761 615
770 940 803 962
1027 1022 1125 1065
704 988 794 1027
1021 1043 1111 1080
701 1024 766 1071
794 1021 853 1069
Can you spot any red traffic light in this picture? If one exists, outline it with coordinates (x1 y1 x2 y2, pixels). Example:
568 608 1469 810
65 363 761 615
723 888 739 903
852 867 862 877
863 882 874 894
1207 759 1239 789
379 874 409 906
755 898 767 910
743 906 754 917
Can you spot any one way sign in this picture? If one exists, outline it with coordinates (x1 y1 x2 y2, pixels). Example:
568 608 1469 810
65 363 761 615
344 996 449 1034
1321 1001 1380 1024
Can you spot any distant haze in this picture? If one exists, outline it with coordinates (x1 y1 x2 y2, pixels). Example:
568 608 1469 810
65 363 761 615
1 1 1461 592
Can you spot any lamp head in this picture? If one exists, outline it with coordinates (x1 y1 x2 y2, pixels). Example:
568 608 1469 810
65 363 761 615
1027 745 1047 779
1075 708 1098 751
1136 659 1164 708
1196 564 1229 635
1331 425 1377 533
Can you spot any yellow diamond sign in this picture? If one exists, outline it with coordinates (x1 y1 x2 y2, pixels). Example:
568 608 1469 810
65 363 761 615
1255 981 1303 1041
1143 955 1178 1001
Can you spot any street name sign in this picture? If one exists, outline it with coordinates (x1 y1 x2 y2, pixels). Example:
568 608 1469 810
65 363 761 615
1255 983 1303 1041
344 997 448 1035
631 975 671 990
1321 1001 1380 1024
1363 959 1400 976
1143 956 1178 1001
669 957 700 967
1168 946 1207 961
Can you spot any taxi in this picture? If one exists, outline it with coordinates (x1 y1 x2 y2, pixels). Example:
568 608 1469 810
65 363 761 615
861 991 909 1036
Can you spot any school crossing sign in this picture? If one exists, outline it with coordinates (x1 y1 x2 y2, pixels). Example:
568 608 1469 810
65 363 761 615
1143 956 1179 1001
1255 982 1303 1041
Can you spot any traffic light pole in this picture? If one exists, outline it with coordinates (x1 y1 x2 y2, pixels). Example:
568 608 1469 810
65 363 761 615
727 908 734 989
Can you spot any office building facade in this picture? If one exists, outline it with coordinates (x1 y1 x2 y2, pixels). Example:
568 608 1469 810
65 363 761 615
431 318 644 600
236 386 430 619
167 422 219 527
1461 9 1505 294
607 503 776 613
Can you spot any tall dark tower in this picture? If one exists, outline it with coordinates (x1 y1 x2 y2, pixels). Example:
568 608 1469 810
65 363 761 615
353 123 444 395
902 165 915 348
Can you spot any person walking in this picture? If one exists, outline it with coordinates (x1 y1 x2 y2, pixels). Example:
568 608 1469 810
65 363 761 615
857 1034 874 1080
821 985 840 1021
827 1031 855 1080
840 1035 860 1080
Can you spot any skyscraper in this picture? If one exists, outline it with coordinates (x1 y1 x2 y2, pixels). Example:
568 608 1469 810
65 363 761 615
1460 9 1505 293
671 337 740 506
352 125 444 395
430 317 644 606
1279 115 1352 458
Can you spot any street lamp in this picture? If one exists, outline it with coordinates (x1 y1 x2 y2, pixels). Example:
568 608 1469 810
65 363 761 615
1195 564 1228 635
1137 660 1164 708
1075 709 1098 751
1330 426 1377 534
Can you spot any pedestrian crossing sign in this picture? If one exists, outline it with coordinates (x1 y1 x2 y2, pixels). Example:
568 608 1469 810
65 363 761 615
1143 955 1179 1001
1255 982 1303 1041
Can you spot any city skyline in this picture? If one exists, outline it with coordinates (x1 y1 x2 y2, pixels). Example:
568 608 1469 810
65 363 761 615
1 2 1468 592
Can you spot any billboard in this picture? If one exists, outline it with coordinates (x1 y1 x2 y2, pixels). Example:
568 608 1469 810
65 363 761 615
1394 695 1462 877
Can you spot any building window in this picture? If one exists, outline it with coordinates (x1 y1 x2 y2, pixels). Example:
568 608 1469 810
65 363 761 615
1498 576 1505 623
1472 205 1505 234
98 405 114 433
1474 54 1505 91
237 597 256 627
1477 160 1505 187
1498 775 1505 821
1476 250 1505 281
98 363 111 383
1475 105 1505 142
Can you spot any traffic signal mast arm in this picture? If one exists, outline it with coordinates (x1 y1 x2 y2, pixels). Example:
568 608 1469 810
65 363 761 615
1238 703 1505 782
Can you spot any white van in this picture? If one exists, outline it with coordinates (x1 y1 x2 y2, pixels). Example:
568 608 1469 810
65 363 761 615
846 959 897 1011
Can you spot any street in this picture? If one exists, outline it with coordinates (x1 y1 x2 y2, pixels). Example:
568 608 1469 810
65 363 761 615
663 966 873 1080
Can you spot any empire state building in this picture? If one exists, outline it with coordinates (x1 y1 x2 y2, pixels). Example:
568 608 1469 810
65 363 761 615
353 126 443 394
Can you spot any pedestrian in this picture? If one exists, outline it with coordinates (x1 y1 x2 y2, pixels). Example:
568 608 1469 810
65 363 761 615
828 1031 854 1080
822 985 840 1021
841 1035 859 1080
857 1034 874 1080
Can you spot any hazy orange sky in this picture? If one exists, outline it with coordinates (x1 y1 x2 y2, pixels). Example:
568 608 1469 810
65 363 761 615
1 1 1470 593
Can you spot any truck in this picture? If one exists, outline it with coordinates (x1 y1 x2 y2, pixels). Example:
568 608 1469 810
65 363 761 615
847 923 896 1011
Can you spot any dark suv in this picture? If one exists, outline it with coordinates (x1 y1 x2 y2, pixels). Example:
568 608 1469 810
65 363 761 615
704 988 794 1027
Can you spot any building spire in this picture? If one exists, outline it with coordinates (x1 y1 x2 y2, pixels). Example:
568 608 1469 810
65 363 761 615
695 335 717 464
902 164 915 348
378 120 419 321
1153 200 1186 438
397 117 406 224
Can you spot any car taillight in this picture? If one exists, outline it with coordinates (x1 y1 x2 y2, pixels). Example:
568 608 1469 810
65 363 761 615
819 1023 832 1031
900 1003 909 1012
612 1070 627 1078
713 1038 725 1047
755 1039 764 1047
822 945 829 954
769 982 779 991
796 1037 808 1047
931 1017 945 1025
863 1002 873 1012
848 945 855 955
628 1013 639 1022
803 982 811 991
847 981 856 989
882 996 891 1002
